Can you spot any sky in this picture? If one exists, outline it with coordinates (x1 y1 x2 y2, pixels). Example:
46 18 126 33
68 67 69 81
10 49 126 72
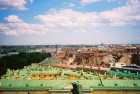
0 0 140 45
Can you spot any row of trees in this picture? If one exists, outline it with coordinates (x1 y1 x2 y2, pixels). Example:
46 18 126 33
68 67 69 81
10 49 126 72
0 52 51 77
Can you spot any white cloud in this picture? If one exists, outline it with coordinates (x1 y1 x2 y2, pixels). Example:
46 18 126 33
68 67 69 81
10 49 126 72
0 15 47 36
100 0 140 26
5 31 18 36
0 0 32 10
0 0 140 37
80 0 101 5
4 15 23 22
35 9 103 33
35 0 140 29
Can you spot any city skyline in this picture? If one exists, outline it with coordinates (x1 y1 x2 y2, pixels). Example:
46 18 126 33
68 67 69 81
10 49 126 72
0 0 140 45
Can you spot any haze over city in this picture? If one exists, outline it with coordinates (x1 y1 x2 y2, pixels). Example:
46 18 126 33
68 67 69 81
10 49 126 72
0 0 140 45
